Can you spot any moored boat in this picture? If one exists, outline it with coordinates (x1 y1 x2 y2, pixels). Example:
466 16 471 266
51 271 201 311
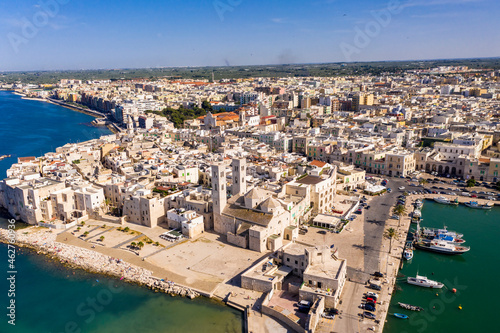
434 196 458 205
403 248 413 260
407 274 444 288
414 239 470 255
398 302 423 312
464 201 493 210
393 313 409 319
414 199 423 209
421 226 463 240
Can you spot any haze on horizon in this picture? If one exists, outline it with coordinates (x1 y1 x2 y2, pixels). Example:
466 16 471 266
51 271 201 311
0 0 499 72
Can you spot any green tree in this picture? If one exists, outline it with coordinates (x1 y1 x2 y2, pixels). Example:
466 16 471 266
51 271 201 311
137 241 144 250
393 204 406 217
102 198 111 213
99 236 105 242
393 204 406 227
466 178 476 187
130 242 137 249
384 228 398 253
418 178 428 185
201 100 213 111
123 227 130 232
83 231 89 237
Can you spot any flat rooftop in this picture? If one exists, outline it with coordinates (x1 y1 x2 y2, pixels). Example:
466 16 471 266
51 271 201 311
296 175 323 185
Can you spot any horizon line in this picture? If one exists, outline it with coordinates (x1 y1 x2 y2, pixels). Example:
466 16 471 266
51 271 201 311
1 56 499 75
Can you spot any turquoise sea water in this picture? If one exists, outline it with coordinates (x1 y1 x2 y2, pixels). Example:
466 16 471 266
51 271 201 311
384 200 499 333
0 91 243 333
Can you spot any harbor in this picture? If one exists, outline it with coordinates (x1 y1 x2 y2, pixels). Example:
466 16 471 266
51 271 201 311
384 198 499 333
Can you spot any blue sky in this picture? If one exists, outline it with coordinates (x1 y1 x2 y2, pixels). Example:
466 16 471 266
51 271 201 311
0 0 499 71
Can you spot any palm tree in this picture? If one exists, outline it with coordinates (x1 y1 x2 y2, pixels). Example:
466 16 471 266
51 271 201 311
102 198 112 214
130 242 137 249
99 236 105 242
419 178 428 185
393 204 406 216
137 241 144 250
384 227 398 253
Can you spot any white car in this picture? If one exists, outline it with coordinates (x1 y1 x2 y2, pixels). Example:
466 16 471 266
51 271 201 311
366 292 379 298
398 186 405 190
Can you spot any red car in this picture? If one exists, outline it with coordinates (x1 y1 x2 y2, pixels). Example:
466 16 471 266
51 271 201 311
366 297 377 303
471 194 477 198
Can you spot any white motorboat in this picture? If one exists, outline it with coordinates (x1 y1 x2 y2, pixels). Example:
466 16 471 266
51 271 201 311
414 199 423 209
415 239 470 255
433 196 458 205
407 274 444 288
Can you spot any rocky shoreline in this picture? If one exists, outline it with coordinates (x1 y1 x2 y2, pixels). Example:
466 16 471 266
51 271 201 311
0 228 200 299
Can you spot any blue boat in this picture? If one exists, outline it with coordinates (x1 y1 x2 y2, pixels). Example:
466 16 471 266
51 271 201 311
394 313 409 319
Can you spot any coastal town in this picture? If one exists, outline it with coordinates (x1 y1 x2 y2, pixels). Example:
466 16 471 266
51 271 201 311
1 66 500 333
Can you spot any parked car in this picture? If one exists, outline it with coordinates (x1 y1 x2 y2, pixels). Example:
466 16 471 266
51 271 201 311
398 186 405 190
321 311 335 319
366 292 379 298
366 297 376 303
364 312 376 320
298 300 312 313
366 301 376 308
373 272 384 278
369 284 381 291
363 304 376 312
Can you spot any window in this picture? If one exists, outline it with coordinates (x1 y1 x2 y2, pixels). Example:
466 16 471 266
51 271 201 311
287 258 290 262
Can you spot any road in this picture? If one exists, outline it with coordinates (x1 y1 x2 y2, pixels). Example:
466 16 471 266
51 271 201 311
334 176 408 333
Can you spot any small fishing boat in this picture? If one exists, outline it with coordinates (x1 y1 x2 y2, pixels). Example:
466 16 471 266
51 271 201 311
414 199 423 209
421 226 463 240
403 248 413 260
398 302 423 312
464 201 493 210
411 209 422 223
394 313 409 319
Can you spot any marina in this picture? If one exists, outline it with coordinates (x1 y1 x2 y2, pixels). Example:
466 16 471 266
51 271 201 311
384 200 499 333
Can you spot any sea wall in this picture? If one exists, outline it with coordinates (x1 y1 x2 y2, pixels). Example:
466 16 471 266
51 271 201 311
0 228 199 299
